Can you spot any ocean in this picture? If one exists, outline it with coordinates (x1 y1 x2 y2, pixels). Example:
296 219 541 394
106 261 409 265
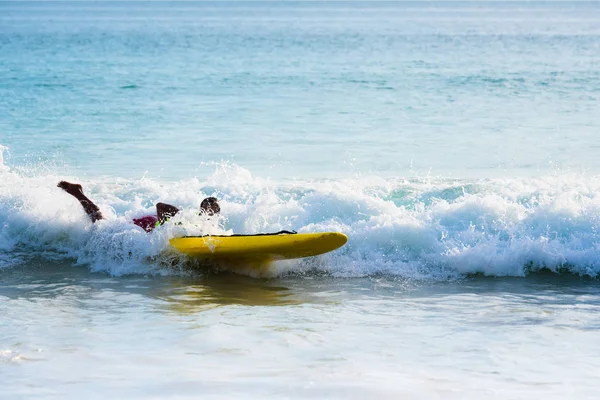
1 1 600 398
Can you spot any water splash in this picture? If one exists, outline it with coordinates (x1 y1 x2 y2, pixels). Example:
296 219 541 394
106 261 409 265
2 160 600 279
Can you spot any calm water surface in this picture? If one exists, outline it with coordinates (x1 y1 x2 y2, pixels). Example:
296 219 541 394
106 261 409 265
2 265 600 399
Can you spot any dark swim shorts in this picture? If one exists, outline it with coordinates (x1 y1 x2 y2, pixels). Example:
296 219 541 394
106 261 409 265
133 215 158 232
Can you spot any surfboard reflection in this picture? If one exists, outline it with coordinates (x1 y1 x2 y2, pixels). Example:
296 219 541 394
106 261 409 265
160 274 307 313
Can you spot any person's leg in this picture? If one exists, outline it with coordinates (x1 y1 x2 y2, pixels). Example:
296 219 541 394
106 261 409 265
57 181 104 223
156 202 180 224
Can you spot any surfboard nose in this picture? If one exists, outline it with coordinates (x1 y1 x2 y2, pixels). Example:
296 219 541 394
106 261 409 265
322 232 348 250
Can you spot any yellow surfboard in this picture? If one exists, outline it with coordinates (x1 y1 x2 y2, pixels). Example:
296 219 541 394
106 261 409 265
169 232 347 263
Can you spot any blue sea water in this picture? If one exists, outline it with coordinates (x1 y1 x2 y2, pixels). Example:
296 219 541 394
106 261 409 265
2 1 600 179
2 2 600 398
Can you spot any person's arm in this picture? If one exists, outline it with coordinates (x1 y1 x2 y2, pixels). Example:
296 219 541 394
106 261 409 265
156 202 180 224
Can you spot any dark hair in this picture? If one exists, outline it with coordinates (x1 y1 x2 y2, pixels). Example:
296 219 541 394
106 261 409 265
200 197 220 215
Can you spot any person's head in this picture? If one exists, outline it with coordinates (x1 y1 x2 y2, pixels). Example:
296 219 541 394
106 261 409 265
200 197 220 216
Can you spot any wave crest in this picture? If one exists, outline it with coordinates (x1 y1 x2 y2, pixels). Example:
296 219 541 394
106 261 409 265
2 161 600 279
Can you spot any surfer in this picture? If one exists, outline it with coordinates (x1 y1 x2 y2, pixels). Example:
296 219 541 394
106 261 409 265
57 181 220 232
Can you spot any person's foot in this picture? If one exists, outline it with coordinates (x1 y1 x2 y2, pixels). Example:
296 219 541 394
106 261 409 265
57 181 84 197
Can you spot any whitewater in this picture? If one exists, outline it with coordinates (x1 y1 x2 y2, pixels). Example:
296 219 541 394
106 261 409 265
3 147 600 279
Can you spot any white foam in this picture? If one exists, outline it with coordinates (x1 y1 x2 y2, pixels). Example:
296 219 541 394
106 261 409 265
0 145 8 171
2 161 600 279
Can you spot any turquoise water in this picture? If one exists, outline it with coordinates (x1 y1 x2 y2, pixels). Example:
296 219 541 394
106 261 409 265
2 1 600 179
2 2 600 398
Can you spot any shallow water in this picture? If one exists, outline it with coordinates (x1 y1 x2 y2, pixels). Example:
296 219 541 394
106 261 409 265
2 1 600 398
2 265 600 399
